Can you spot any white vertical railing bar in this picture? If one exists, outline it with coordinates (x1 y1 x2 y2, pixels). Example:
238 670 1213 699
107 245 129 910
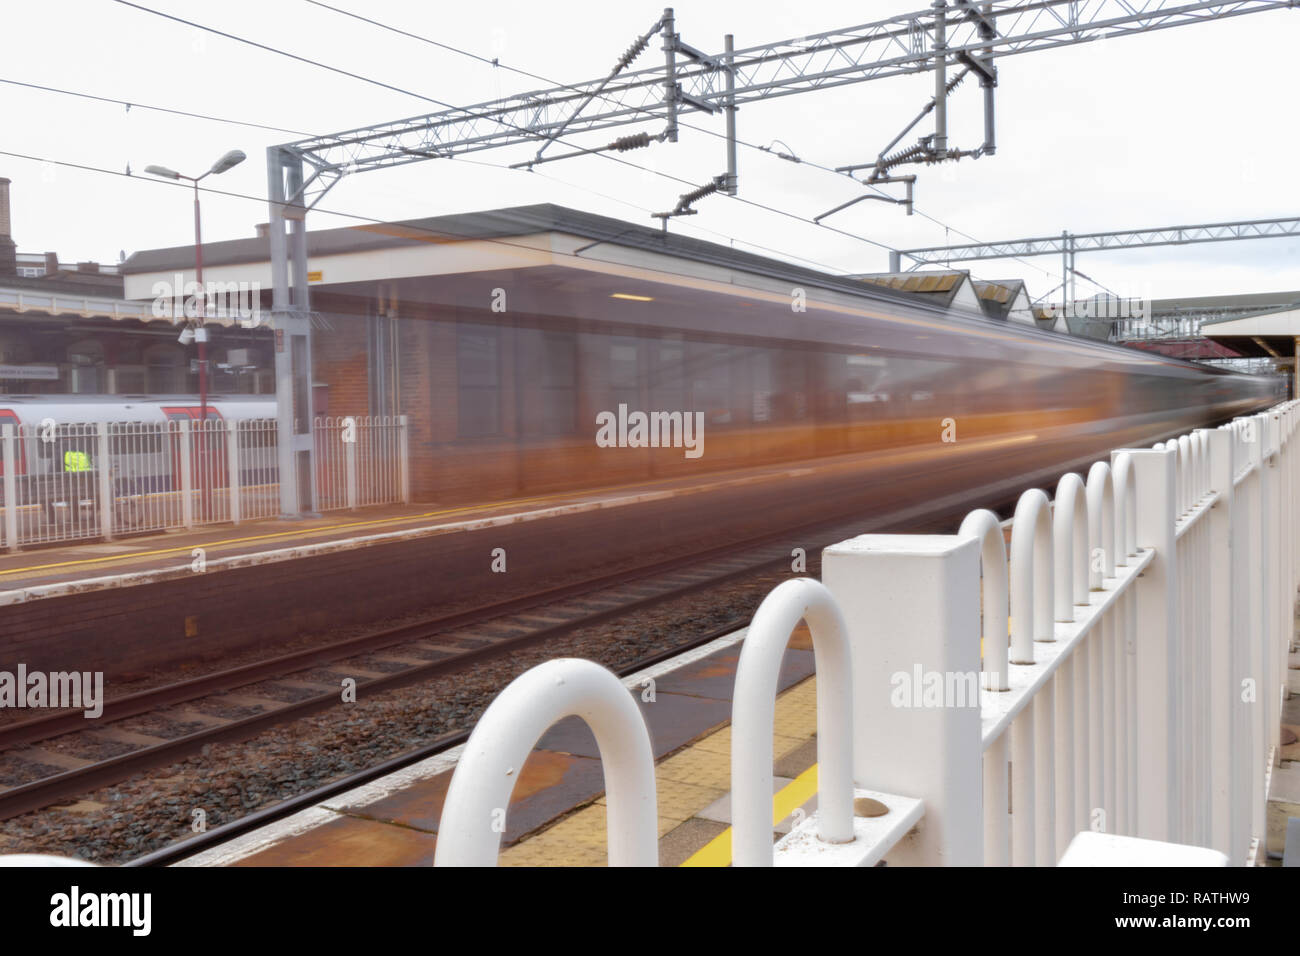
731 578 854 867
227 419 242 525
960 510 1009 692
95 422 112 542
2 424 16 552
1010 489 1054 662
178 419 193 531
399 414 411 504
434 658 658 867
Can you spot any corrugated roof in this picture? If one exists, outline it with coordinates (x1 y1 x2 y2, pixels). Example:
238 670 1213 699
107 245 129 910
854 271 964 294
971 279 1028 321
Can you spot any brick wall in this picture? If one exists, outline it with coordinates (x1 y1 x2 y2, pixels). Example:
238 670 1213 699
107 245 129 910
312 314 370 420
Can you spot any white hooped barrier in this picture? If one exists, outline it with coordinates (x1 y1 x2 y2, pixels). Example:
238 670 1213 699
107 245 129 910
1111 451 1137 562
1086 461 1116 588
959 509 1010 691
1053 473 1090 621
1178 435 1192 514
433 658 658 867
731 577 854 867
1010 487 1054 661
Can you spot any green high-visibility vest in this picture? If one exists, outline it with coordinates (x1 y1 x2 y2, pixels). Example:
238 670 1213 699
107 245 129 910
63 449 91 472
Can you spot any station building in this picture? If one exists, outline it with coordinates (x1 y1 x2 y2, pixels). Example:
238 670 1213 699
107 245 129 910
122 204 1044 505
0 176 274 396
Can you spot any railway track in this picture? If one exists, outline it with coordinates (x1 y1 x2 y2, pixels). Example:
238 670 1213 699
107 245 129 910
0 532 808 823
121 612 751 868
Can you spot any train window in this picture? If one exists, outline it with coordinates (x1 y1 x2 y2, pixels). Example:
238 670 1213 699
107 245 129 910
456 323 502 438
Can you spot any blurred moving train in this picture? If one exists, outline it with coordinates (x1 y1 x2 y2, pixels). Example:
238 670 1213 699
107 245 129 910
404 297 1287 509
0 295 1286 537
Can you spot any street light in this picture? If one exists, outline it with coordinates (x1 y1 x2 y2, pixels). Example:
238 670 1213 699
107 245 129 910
146 149 246 519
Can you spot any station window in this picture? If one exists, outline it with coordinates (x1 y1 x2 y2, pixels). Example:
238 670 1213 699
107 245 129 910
609 338 640 411
533 331 577 436
650 340 685 412
457 323 502 438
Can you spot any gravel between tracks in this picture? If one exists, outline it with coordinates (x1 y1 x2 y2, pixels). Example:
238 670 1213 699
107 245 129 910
0 563 804 863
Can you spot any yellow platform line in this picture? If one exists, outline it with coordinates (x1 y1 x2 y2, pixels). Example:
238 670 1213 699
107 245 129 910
0 451 815 579
680 763 820 867
0 493 570 578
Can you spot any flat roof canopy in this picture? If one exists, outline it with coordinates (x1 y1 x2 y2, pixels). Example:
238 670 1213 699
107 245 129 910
1201 305 1300 360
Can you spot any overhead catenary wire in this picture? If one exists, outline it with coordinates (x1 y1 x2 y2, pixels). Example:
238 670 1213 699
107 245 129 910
0 77 317 138
104 0 1074 285
30 1 1103 295
107 0 903 259
297 0 1063 283
0 83 879 279
0 146 910 306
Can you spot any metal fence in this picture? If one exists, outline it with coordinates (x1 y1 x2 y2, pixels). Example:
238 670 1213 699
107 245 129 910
433 402 1298 866
0 415 409 550
313 416 408 513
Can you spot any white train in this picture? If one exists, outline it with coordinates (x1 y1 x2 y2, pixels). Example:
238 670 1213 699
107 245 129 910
0 395 277 518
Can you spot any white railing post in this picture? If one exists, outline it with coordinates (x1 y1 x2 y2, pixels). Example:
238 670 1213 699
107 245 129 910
227 419 242 525
731 578 854 866
95 421 112 541
822 534 982 866
345 417 359 512
179 419 194 530
1205 427 1238 863
434 658 657 867
1242 414 1267 850
1086 462 1116 837
2 424 17 552
399 414 411 505
1118 444 1179 842
1054 473 1092 840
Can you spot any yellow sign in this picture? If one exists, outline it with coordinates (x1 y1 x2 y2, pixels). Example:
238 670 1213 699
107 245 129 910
307 270 323 282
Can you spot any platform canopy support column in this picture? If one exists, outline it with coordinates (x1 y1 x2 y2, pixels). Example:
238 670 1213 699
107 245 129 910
267 146 317 517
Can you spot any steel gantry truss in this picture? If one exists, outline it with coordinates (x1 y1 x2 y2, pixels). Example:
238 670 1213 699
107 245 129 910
267 0 1296 514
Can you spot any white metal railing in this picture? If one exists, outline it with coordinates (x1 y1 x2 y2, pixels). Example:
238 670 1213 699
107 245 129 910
432 401 1298 866
313 416 408 513
434 658 659 867
0 415 410 551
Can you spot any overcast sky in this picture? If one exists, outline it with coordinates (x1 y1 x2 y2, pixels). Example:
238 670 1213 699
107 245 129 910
2 0 1297 302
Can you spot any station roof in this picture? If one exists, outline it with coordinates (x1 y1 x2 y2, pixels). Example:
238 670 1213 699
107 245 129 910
1148 289 1300 318
1200 304 1300 359
846 270 976 310
123 203 930 312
